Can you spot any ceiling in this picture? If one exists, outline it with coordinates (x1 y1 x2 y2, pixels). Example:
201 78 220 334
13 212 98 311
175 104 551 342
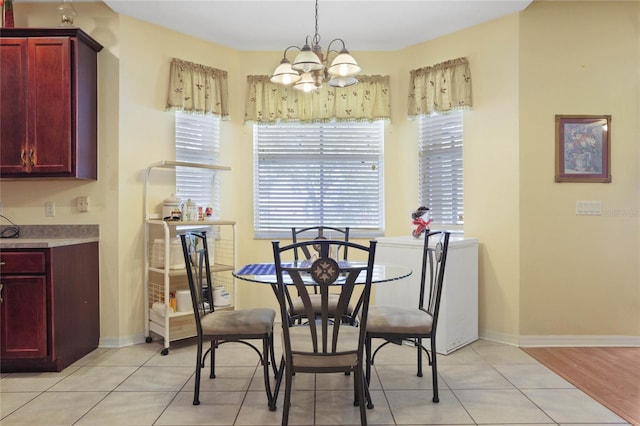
98 0 534 52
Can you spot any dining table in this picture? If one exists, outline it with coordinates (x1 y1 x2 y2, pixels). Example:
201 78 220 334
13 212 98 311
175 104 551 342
233 259 412 411
233 261 412 286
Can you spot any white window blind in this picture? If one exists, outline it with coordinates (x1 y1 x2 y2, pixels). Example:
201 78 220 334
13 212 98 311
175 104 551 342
175 111 221 216
418 111 464 226
254 121 384 238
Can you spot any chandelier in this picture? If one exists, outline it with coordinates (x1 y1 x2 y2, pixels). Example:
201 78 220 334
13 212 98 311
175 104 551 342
270 0 361 92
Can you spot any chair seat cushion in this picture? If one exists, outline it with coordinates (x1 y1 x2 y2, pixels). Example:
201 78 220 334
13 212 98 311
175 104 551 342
201 308 275 336
366 306 433 335
287 324 360 368
290 293 354 316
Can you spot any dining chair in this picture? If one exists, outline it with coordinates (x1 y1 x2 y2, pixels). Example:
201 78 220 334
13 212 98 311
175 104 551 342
287 226 356 325
272 238 377 426
365 230 450 404
179 231 279 409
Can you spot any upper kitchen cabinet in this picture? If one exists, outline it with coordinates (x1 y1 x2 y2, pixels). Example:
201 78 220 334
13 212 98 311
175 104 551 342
0 28 103 180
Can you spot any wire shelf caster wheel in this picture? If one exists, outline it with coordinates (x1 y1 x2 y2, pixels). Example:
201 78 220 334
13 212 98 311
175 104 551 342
161 348 169 356
145 336 152 343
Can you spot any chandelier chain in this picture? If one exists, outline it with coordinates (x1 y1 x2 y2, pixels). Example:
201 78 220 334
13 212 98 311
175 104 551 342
313 0 321 47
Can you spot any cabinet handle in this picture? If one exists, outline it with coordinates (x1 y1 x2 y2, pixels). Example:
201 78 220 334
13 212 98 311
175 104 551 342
0 261 5 267
0 284 3 304
21 150 26 166
29 149 35 166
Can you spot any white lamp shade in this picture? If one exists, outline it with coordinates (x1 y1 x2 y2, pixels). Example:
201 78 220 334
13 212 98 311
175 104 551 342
271 61 301 85
293 72 317 92
328 76 358 88
292 49 324 73
327 52 360 77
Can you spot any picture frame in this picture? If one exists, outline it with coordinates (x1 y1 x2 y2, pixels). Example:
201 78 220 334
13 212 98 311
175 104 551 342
555 114 611 183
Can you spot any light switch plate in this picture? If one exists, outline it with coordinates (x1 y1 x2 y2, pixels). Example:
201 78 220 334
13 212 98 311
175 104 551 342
576 200 601 215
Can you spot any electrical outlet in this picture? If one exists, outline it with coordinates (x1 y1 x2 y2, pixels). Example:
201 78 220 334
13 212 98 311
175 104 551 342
77 196 89 212
45 201 56 217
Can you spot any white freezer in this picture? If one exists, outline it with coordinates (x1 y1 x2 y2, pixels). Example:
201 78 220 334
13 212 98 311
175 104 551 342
374 235 479 354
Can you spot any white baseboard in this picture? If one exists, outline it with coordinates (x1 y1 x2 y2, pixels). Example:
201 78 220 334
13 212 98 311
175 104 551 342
479 329 520 346
519 335 640 347
99 334 147 349
479 329 640 347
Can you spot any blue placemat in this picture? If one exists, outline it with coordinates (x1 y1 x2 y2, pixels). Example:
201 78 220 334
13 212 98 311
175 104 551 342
237 263 281 275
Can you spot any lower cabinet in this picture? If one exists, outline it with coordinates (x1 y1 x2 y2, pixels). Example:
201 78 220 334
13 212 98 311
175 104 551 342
0 242 99 372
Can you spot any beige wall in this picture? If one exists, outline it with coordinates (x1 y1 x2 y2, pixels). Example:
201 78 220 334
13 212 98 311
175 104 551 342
519 1 640 344
2 1 638 347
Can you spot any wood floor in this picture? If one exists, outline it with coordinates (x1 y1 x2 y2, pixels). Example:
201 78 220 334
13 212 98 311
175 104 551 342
523 347 640 426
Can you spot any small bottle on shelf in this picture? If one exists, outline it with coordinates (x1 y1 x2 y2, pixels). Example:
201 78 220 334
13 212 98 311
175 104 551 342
169 292 177 313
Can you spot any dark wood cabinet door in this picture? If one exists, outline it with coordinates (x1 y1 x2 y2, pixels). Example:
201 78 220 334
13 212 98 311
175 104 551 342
28 37 72 175
0 275 48 359
0 29 101 179
0 37 29 174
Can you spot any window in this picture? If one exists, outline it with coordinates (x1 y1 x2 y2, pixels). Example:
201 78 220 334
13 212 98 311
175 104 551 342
254 121 384 238
418 111 464 227
175 111 221 216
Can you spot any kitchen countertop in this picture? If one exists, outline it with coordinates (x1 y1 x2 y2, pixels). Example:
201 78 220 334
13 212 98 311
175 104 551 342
0 225 99 249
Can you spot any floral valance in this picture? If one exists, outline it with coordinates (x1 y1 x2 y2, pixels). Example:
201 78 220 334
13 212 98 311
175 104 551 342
408 57 472 117
166 58 229 119
244 75 390 123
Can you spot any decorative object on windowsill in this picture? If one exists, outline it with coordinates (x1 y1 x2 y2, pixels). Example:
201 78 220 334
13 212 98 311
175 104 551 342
57 0 77 27
270 0 360 92
411 206 432 238
555 114 611 183
1 0 15 28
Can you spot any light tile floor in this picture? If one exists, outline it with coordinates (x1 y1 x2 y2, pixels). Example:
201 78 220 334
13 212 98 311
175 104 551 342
0 336 630 426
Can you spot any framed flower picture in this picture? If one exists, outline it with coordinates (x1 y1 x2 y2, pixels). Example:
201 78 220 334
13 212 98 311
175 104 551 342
555 114 611 183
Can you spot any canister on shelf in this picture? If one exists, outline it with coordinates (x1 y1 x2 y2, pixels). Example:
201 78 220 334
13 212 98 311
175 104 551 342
151 238 186 269
213 286 230 307
182 198 197 221
162 194 182 221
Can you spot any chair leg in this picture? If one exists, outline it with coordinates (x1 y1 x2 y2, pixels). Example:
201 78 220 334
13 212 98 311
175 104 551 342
355 366 368 425
193 338 203 405
210 340 216 378
431 337 439 403
269 333 279 378
417 337 423 377
365 336 372 385
364 336 374 409
272 356 285 411
261 335 278 411
282 366 293 426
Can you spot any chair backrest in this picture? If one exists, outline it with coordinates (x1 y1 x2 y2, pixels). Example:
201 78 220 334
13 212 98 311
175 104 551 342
179 231 214 336
272 239 376 360
419 230 451 333
291 226 350 261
